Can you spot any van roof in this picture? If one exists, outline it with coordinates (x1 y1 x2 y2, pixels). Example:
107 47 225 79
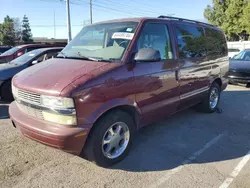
94 16 219 30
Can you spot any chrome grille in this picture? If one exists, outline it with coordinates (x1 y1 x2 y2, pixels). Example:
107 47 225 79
17 89 41 105
17 103 44 120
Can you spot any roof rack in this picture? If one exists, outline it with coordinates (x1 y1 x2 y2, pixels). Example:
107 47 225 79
158 15 214 27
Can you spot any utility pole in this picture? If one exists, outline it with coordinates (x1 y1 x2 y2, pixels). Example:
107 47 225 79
66 0 72 42
90 0 93 24
53 10 56 39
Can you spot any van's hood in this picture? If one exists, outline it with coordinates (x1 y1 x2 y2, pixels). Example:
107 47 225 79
13 58 121 96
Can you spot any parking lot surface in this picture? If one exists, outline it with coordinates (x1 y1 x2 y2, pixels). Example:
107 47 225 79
0 85 250 188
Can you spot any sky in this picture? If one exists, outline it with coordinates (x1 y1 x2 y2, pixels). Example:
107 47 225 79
0 0 213 39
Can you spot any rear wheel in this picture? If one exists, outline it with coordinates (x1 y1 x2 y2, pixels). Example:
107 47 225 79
197 82 221 113
1 80 14 102
246 83 250 88
82 110 136 167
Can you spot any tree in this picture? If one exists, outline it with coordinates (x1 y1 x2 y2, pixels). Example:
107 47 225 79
242 0 250 36
224 0 247 40
0 15 16 46
21 15 33 43
204 0 249 41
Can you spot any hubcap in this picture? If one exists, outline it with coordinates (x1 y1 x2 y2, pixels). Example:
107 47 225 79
102 122 130 159
209 88 219 109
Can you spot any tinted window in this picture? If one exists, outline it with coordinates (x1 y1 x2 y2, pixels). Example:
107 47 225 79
26 47 42 52
44 50 60 60
175 24 206 58
0 47 19 56
11 49 44 65
232 50 250 61
137 23 173 60
205 28 227 57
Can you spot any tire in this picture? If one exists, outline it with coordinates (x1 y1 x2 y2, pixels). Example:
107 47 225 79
1 80 14 102
197 82 221 113
246 83 250 88
82 110 136 167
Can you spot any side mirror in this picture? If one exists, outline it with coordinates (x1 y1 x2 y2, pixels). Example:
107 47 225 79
134 48 161 62
32 60 39 65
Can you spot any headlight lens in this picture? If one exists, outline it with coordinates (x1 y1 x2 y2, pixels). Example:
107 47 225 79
40 95 75 109
12 83 18 98
42 111 77 125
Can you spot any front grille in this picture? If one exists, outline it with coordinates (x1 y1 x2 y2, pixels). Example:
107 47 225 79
228 71 250 78
17 89 41 105
17 102 44 120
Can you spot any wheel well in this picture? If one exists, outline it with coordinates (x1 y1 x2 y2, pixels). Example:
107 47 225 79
0 79 11 95
213 78 222 89
95 105 140 129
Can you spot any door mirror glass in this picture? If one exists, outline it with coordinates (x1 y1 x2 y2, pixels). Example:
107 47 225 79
32 60 39 65
134 48 161 62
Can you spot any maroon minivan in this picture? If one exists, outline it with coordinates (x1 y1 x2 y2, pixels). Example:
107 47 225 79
9 16 229 167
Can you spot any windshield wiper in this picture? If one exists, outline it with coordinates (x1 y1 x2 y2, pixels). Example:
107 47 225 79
76 52 112 62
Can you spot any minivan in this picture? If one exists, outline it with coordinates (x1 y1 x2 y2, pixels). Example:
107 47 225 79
9 16 229 167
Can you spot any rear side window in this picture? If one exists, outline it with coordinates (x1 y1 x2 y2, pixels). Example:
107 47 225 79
205 28 227 57
137 23 173 60
175 24 206 58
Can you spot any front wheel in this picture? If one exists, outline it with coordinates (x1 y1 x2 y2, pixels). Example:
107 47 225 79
197 83 221 113
82 110 136 167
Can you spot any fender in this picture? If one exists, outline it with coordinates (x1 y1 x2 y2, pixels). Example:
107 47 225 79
78 97 142 126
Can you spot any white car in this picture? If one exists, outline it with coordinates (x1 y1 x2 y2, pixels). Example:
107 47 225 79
228 48 241 58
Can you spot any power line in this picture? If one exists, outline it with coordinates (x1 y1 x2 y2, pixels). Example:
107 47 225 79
76 0 145 16
99 0 160 15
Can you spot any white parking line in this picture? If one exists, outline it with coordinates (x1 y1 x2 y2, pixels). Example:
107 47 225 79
149 133 225 188
219 150 250 188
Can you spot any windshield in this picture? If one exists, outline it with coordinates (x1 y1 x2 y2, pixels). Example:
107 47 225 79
0 47 19 56
10 49 42 65
59 22 138 61
232 50 250 61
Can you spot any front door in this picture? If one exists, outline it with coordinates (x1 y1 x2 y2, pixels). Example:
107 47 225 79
132 22 180 126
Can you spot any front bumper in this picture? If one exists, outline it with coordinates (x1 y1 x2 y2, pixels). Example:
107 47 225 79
228 76 250 84
9 101 91 155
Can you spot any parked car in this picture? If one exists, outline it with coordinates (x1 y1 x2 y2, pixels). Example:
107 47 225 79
228 48 241 58
9 16 229 167
0 44 62 64
228 49 250 87
0 47 63 101
0 46 12 55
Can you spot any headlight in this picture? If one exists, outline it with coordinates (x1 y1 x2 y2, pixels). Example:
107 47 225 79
40 95 75 109
40 95 76 125
12 83 18 98
42 111 77 125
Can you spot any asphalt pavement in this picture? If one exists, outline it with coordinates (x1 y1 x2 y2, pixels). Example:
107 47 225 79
0 84 250 188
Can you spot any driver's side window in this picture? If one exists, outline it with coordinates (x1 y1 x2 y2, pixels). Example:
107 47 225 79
34 54 45 63
137 23 173 60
